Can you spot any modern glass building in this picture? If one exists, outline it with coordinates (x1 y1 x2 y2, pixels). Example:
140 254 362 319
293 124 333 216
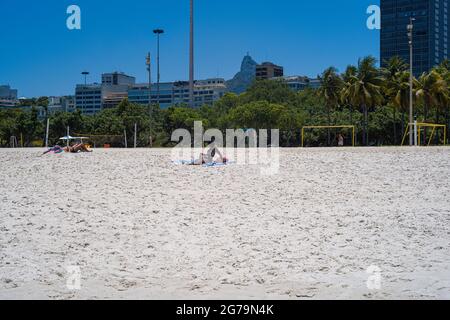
381 0 449 76
128 78 227 109
75 84 103 114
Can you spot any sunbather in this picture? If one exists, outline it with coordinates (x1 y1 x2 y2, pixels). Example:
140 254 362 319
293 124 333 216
64 143 92 153
191 144 228 165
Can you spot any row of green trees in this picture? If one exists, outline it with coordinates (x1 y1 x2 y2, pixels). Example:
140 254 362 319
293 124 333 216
319 56 449 146
1 55 449 148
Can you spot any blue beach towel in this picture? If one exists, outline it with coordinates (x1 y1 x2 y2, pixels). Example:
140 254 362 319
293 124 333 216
173 160 195 165
173 160 233 167
202 162 228 167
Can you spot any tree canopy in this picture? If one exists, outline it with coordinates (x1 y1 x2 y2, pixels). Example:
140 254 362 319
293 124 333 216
1 56 449 148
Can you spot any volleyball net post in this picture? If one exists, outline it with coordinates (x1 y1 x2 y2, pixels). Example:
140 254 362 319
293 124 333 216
301 125 356 147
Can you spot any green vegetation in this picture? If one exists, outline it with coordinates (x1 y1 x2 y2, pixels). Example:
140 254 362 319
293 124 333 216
1 56 449 148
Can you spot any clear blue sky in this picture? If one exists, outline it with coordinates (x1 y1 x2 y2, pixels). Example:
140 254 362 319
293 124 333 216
0 0 380 97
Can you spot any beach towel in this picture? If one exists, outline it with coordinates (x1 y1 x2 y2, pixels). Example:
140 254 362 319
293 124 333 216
203 162 229 167
173 160 232 167
173 160 196 165
44 146 64 155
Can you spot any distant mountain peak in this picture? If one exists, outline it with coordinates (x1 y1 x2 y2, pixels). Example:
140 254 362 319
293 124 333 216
241 54 257 70
226 54 258 94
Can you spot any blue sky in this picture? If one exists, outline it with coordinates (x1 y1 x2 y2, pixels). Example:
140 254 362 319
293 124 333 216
0 0 380 97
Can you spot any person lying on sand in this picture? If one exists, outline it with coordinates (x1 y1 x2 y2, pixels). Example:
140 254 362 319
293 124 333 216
64 143 92 153
191 144 228 165
43 144 92 154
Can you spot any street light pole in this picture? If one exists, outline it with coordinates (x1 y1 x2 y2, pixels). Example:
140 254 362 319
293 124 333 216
189 0 194 108
407 18 415 146
146 52 153 147
82 71 89 85
153 29 164 106
146 53 152 110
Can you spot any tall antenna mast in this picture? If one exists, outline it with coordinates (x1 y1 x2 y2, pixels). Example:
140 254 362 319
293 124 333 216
189 0 194 107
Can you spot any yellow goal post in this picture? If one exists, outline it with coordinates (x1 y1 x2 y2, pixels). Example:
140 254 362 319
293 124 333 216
301 125 356 147
401 123 447 146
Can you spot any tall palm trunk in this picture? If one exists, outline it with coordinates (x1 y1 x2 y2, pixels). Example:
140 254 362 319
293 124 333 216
349 105 356 145
327 105 331 146
393 107 397 145
435 108 440 145
446 107 449 145
401 111 406 143
362 104 369 146
350 105 354 125
42 105 49 146
423 100 430 144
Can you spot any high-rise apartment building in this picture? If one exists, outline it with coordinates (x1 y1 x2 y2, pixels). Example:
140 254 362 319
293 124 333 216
75 84 103 114
381 0 449 76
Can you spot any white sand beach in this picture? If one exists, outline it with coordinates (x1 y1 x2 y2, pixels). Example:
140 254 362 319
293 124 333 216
0 147 449 300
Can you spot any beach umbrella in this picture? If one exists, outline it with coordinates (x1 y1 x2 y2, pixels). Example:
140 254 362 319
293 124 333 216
59 136 90 144
59 135 76 141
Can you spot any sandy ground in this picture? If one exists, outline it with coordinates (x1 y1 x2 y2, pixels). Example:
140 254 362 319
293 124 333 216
0 147 449 300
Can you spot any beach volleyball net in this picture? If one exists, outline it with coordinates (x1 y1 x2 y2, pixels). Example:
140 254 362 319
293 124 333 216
73 133 125 148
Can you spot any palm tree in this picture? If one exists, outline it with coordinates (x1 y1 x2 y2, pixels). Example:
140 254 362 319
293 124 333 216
381 56 409 144
36 97 49 145
318 67 343 146
340 65 358 125
434 61 450 143
436 59 450 74
416 70 447 143
389 71 417 143
341 56 384 146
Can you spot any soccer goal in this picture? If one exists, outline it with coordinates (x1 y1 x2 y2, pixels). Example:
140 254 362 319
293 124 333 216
301 125 356 147
401 123 447 147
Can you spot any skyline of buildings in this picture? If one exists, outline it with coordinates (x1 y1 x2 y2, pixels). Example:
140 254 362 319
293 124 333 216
1 54 321 114
381 0 449 76
3 1 450 113
4 0 450 107
75 72 229 113
72 54 325 113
